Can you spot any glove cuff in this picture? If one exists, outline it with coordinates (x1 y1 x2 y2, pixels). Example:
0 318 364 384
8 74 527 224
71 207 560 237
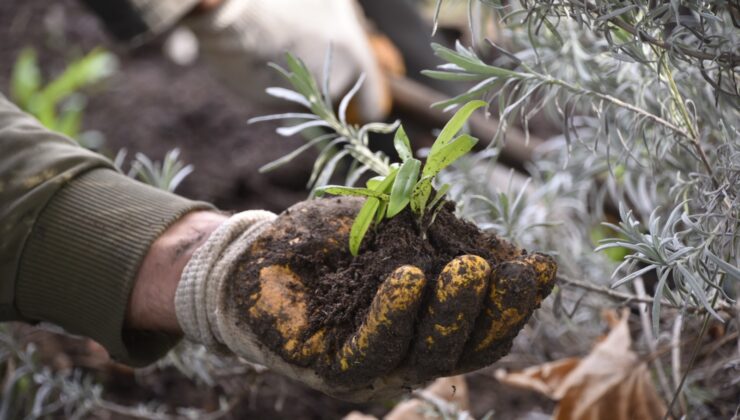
175 210 276 349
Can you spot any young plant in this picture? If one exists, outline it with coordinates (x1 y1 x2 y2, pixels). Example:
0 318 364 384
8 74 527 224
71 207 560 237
316 101 485 255
10 46 117 146
250 53 486 255
115 148 194 193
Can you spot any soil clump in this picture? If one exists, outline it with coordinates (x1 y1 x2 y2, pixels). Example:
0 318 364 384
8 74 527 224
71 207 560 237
235 197 525 355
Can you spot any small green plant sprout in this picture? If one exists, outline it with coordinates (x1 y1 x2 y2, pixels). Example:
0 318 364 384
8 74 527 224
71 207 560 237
10 47 117 146
249 52 486 255
316 101 486 255
115 148 194 193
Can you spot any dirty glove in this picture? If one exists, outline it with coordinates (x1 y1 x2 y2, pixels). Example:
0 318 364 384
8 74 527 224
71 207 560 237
175 198 557 401
183 0 391 122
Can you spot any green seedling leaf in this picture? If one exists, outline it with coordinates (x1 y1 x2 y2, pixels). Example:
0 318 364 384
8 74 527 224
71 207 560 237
315 185 388 200
410 175 434 215
347 168 399 256
376 200 388 224
350 197 380 256
387 158 421 217
393 125 413 162
37 48 116 109
366 176 384 190
410 133 475 217
429 100 486 158
374 168 398 193
428 183 451 212
428 183 451 226
10 48 41 109
365 168 399 194
57 97 84 138
423 134 478 178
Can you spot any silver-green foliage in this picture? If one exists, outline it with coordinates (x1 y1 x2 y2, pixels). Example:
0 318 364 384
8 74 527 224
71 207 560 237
428 0 738 322
430 1 737 415
0 326 238 420
115 148 194 193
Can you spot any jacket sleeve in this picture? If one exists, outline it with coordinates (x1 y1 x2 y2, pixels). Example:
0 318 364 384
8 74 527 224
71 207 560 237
79 0 200 44
0 93 214 366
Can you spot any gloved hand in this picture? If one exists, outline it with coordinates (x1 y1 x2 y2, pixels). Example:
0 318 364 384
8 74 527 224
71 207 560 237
175 197 556 402
182 0 391 122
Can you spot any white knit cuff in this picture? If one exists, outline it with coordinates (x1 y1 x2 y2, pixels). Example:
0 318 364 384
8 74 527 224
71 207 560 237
174 210 276 349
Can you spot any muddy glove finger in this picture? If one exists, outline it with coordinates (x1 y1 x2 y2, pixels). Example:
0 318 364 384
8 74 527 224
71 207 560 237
455 253 557 372
242 264 327 367
325 265 426 387
406 255 490 381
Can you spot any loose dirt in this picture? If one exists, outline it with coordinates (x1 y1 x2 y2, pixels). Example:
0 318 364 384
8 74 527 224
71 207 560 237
234 197 526 356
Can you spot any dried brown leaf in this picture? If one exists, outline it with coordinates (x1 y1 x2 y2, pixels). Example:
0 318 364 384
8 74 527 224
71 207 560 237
385 376 470 420
496 309 670 420
343 376 470 420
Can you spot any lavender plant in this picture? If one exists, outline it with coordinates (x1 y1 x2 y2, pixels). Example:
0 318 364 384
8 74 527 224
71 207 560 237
428 1 738 417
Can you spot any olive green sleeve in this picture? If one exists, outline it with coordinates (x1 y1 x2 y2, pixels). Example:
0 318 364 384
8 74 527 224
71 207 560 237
0 93 214 366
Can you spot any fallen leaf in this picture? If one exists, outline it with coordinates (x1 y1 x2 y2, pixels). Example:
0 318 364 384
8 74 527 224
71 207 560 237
342 376 470 420
495 309 669 420
385 376 470 420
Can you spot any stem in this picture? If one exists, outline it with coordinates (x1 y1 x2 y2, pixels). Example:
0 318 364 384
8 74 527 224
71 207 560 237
556 275 732 314
671 314 687 414
580 1 740 67
327 120 391 176
634 277 674 410
659 55 719 188
542 76 694 140
663 274 726 419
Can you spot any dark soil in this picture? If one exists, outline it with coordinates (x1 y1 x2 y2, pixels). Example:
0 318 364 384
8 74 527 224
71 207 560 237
235 197 524 359
310 202 518 351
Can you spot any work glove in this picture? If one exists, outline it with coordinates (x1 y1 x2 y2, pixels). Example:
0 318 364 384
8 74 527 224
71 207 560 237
183 0 391 122
175 197 556 402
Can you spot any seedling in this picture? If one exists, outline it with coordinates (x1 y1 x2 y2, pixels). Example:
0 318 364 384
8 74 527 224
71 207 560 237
250 53 486 255
316 102 485 255
10 47 117 145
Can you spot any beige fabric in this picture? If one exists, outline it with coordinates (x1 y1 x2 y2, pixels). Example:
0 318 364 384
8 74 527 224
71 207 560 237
175 210 276 350
183 0 389 121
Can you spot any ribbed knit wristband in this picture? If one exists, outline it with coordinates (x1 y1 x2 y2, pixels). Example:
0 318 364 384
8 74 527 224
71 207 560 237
175 210 276 350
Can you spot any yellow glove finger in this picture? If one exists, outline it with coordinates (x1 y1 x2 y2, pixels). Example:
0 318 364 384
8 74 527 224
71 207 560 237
245 264 327 367
325 265 426 387
455 254 556 372
407 255 490 380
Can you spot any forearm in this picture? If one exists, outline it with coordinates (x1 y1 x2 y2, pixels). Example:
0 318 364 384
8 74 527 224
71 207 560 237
127 210 227 334
0 93 215 365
